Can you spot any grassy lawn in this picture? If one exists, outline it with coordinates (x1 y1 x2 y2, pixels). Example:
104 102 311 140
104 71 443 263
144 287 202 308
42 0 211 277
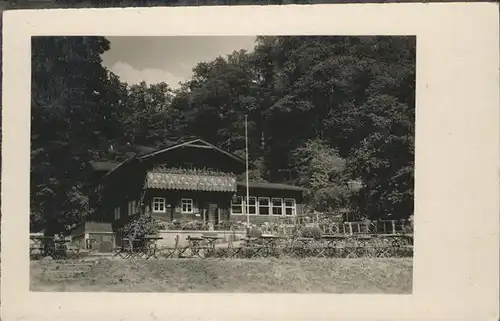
30 258 413 293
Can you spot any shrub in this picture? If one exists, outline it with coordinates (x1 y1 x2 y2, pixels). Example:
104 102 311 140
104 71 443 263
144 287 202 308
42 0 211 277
122 215 165 239
301 226 322 240
248 227 263 238
181 220 207 231
217 220 237 230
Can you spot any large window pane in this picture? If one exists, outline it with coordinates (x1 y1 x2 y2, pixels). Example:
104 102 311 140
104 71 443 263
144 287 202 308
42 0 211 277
272 198 283 215
258 197 270 215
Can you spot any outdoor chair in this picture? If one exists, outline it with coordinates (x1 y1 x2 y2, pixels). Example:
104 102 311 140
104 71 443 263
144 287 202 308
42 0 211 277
180 236 206 259
164 235 180 259
29 245 44 260
239 236 264 259
66 244 81 259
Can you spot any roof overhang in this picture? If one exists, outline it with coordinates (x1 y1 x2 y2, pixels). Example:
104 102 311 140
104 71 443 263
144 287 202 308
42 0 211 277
236 181 308 192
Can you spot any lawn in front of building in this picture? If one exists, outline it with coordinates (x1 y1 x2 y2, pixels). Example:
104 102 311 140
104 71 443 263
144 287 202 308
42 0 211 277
30 257 412 293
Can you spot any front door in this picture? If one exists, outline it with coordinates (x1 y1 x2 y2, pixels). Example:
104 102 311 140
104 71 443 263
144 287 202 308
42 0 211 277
208 203 219 224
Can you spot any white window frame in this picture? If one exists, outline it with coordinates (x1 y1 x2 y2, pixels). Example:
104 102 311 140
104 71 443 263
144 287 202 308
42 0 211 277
245 196 257 215
271 198 284 216
258 197 271 215
127 201 134 216
284 198 296 216
230 196 243 215
114 207 121 220
152 197 166 213
128 200 137 216
181 198 194 214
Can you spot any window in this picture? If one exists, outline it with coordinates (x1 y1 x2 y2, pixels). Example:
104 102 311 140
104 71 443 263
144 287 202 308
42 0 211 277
127 201 132 216
258 197 270 215
152 197 166 213
128 200 137 216
284 198 296 216
272 198 283 215
181 198 193 214
114 207 121 220
245 197 257 215
231 196 243 215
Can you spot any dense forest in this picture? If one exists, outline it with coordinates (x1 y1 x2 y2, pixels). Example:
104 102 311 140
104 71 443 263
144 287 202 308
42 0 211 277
30 36 415 233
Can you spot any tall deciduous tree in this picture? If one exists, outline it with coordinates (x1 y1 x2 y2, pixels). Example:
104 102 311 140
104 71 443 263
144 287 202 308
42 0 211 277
31 36 124 233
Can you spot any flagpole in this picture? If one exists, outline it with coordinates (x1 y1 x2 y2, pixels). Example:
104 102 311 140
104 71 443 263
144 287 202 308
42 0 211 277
245 115 250 234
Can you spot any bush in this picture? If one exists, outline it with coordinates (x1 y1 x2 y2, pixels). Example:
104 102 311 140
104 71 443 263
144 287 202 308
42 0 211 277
122 215 165 238
248 227 263 238
301 226 322 240
181 220 207 231
217 220 238 230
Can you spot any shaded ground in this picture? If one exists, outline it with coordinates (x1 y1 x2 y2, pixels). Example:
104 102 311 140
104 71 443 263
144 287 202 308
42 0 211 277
30 258 413 293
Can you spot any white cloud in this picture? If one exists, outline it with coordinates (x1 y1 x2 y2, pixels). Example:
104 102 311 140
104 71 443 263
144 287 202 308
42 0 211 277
109 61 185 89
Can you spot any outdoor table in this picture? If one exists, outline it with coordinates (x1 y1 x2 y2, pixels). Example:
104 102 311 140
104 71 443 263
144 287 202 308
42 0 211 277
380 234 413 257
291 237 315 258
183 236 205 258
202 235 223 249
260 235 282 257
353 235 373 257
202 234 224 257
52 239 71 259
242 236 258 245
29 236 53 259
372 235 393 258
66 244 81 259
295 237 314 246
118 238 144 259
381 234 412 247
138 236 163 259
113 238 129 259
319 234 348 258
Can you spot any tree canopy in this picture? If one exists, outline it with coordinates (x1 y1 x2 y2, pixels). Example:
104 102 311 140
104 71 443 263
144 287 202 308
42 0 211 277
30 35 415 233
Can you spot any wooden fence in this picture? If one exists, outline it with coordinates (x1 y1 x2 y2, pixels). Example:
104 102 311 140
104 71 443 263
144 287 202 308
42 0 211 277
257 219 413 237
320 220 412 235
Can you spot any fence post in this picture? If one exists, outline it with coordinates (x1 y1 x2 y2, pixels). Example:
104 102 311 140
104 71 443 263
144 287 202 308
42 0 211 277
348 222 353 235
391 220 396 234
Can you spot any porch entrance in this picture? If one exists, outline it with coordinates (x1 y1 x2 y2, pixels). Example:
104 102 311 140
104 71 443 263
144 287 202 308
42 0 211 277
204 203 220 225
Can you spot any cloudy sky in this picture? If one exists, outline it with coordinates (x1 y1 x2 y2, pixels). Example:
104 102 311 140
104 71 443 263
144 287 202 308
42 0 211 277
101 36 257 89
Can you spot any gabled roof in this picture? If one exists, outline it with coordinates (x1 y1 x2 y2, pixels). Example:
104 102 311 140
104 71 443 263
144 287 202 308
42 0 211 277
138 138 247 165
134 145 157 155
89 161 120 172
100 138 252 183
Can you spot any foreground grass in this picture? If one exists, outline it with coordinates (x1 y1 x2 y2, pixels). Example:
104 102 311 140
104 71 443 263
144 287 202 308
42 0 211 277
30 258 412 293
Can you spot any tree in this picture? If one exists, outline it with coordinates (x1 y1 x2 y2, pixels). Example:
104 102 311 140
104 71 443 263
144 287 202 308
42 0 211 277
291 139 349 212
118 81 174 150
31 36 124 233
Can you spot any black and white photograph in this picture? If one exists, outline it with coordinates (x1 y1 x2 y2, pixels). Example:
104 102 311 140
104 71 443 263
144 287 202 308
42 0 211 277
28 35 415 293
1 4 498 321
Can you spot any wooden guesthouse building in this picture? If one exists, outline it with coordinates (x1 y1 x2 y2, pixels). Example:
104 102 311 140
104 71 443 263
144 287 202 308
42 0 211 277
84 139 307 241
